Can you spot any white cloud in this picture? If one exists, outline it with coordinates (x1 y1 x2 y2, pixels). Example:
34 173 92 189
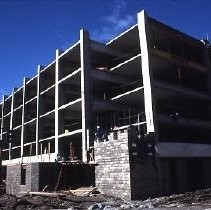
92 0 135 42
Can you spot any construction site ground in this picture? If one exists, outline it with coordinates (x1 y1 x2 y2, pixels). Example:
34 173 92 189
1 186 211 209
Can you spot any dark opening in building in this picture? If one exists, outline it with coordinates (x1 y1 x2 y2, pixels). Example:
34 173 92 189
187 159 204 191
21 164 26 185
169 160 177 193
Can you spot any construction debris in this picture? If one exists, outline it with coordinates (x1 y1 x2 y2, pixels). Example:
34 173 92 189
28 191 66 198
68 187 99 196
0 186 211 209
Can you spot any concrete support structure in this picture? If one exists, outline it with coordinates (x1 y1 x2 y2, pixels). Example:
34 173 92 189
9 88 15 160
80 29 92 162
55 50 60 157
137 10 155 134
0 95 6 154
21 78 26 159
36 65 43 156
2 10 211 199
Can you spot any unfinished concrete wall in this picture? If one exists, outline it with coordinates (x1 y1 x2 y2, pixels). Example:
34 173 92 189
203 159 211 187
130 159 160 199
158 158 211 196
95 130 131 200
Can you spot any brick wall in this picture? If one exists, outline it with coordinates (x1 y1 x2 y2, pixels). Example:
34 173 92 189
95 128 161 200
6 164 22 195
6 163 61 195
95 130 131 200
6 162 95 195
6 163 39 195
26 163 39 192
128 131 161 199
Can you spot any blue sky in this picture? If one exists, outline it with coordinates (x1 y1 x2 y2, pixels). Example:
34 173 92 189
0 0 211 98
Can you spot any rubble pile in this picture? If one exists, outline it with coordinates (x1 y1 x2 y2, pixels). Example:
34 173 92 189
1 186 211 209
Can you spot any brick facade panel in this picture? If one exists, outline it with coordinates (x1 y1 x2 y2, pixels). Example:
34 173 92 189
95 138 131 200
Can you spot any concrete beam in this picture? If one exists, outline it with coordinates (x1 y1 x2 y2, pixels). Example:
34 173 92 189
154 80 211 101
151 48 207 73
111 86 144 101
93 99 131 112
156 142 211 157
2 153 57 165
58 68 81 85
58 98 81 111
91 69 132 84
64 112 82 120
91 41 124 57
107 24 138 46
157 114 211 130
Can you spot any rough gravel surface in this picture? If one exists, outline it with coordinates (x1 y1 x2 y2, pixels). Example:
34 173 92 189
1 186 211 209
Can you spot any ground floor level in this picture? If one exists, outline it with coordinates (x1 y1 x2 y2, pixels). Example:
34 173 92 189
6 162 95 196
4 157 211 200
3 135 211 200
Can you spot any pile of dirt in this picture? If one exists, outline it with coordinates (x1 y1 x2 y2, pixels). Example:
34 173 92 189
0 189 120 210
1 188 211 209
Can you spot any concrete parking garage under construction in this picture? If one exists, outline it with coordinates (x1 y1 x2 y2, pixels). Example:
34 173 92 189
1 10 211 200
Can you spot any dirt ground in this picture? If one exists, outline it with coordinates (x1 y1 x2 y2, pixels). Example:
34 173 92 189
1 187 211 209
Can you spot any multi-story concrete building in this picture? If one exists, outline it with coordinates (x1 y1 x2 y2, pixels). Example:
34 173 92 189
1 10 211 200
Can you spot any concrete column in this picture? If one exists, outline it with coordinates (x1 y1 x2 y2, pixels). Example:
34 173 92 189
80 29 92 162
55 50 64 157
58 71 64 137
21 78 27 159
55 50 59 157
0 95 6 141
137 11 155 134
36 65 44 156
9 88 15 160
0 95 6 181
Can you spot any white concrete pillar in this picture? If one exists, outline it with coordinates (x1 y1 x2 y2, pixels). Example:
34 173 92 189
9 88 15 160
0 95 6 141
80 29 92 162
21 78 27 159
55 49 63 157
137 11 155 134
36 65 44 156
55 50 59 157
0 95 6 170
